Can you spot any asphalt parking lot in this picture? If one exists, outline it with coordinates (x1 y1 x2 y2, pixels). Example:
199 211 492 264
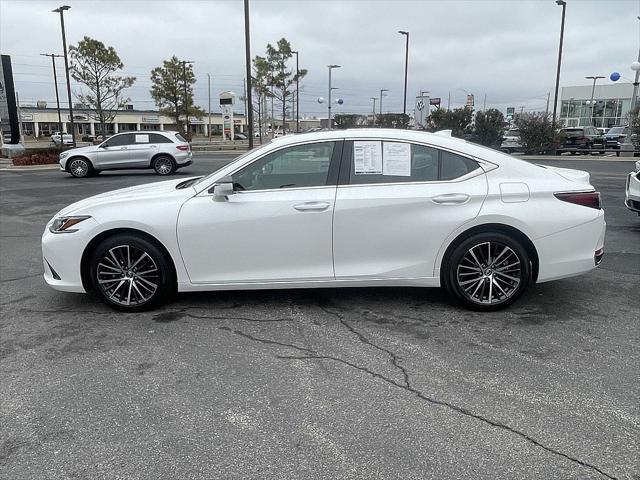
1 154 638 479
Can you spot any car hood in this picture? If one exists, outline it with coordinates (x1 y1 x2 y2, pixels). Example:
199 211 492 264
61 145 97 156
56 177 199 217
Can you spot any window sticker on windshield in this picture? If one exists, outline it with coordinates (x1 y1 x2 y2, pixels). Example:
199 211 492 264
354 141 382 174
383 142 411 176
135 134 149 143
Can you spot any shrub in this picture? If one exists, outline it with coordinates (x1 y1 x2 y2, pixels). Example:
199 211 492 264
474 108 505 147
515 113 563 154
11 147 68 166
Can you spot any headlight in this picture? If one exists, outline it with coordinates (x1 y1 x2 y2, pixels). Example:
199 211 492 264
59 152 69 159
635 160 640 173
49 215 91 233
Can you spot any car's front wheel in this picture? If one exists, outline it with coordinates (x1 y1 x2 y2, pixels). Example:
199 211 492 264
68 157 92 178
152 155 176 175
89 234 174 311
443 232 531 311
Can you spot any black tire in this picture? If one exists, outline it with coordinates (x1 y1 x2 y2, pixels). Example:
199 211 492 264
152 155 176 176
89 234 174 312
443 232 532 311
68 157 92 178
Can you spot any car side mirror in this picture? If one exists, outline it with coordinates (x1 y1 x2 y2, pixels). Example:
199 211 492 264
212 176 234 202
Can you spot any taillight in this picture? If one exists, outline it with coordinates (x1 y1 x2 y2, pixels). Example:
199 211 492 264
176 144 189 151
554 191 601 209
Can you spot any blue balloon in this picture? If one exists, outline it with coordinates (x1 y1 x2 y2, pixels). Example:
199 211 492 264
336 98 344 105
610 72 621 82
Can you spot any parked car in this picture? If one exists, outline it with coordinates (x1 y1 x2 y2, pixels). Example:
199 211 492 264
557 126 605 154
58 130 192 178
500 128 523 154
604 126 629 149
233 132 248 140
43 128 605 312
597 127 609 136
51 131 73 145
625 160 640 215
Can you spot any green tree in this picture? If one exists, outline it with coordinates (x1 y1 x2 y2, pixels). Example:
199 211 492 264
515 112 562 154
263 38 307 135
428 108 473 137
252 55 273 141
474 108 505 146
150 56 204 134
375 113 409 128
69 36 135 135
334 114 368 129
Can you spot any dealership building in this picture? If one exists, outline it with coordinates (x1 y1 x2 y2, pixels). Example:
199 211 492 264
559 83 634 128
18 104 247 138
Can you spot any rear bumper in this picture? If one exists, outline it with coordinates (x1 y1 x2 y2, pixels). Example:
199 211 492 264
535 214 606 283
175 152 193 165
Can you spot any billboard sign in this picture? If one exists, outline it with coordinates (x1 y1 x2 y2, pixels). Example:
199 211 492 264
429 97 441 106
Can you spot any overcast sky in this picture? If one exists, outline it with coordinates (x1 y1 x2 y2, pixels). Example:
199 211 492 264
1 0 638 117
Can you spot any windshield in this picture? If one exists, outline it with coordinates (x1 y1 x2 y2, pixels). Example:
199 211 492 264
193 142 273 187
607 127 626 135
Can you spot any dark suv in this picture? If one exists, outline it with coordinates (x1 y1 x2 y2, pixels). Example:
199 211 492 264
558 126 605 154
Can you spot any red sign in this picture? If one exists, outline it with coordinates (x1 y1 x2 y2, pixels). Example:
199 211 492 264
429 98 441 106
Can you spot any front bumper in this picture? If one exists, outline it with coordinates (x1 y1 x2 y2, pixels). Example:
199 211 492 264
625 171 640 213
42 217 100 293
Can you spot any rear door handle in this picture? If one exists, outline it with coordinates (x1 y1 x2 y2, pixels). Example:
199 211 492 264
432 194 470 205
120 147 128 150
293 201 330 212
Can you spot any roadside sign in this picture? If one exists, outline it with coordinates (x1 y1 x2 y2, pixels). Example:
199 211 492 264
466 94 474 108
429 97 441 106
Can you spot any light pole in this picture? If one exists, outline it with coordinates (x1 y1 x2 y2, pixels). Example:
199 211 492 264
327 64 340 130
40 53 64 138
181 60 194 138
585 75 605 126
552 0 567 131
379 88 389 116
371 97 377 125
207 73 212 141
398 30 409 126
292 50 300 133
52 5 75 147
244 0 254 148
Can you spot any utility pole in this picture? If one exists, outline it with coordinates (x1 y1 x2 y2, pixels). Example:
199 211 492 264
207 73 212 141
243 0 254 148
40 53 64 138
552 0 567 131
327 64 341 130
545 91 551 116
371 97 377 125
379 88 388 116
447 91 451 111
398 31 409 126
483 93 487 111
585 75 605 126
52 5 75 147
181 60 194 138
292 50 300 133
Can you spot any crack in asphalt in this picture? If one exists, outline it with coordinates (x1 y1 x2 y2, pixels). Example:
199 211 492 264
1 273 41 283
218 326 316 354
181 311 294 323
318 305 410 388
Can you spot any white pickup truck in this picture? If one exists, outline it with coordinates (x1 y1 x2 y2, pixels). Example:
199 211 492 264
51 131 73 145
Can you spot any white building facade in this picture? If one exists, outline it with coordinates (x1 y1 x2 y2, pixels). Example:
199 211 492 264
559 83 634 128
19 105 246 138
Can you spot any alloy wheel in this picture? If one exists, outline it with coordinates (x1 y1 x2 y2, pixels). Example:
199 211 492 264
96 244 159 306
456 241 522 305
155 158 173 175
70 159 89 177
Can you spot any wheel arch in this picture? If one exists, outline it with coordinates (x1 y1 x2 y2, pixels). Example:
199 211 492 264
80 227 178 292
439 223 539 283
66 155 94 172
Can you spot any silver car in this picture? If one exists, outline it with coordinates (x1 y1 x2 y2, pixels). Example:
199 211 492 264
59 131 193 178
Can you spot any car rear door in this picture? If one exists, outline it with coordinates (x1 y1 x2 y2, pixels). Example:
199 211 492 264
126 133 156 167
332 139 488 280
177 140 342 284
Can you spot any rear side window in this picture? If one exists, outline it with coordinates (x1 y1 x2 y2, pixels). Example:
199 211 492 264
175 133 187 142
149 133 173 143
348 141 479 184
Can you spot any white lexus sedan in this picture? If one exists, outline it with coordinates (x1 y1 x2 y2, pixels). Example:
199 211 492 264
42 129 606 312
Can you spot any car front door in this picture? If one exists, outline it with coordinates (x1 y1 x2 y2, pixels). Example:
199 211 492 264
332 140 488 280
177 141 342 284
96 133 133 169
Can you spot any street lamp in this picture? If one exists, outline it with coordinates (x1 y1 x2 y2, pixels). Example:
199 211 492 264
370 97 377 125
243 0 254 148
379 88 389 116
292 50 300 133
398 30 409 126
327 64 340 130
181 60 195 138
585 75 605 125
551 0 567 131
40 53 64 138
52 5 75 147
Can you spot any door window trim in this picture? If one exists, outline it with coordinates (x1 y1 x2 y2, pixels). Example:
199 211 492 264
338 139 490 187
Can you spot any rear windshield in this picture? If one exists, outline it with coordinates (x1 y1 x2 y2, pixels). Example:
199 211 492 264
175 133 187 142
563 128 584 137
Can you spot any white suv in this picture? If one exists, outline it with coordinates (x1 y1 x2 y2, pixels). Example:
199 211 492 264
59 131 193 178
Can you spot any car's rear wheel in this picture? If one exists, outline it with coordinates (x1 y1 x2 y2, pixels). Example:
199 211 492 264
152 155 176 175
89 234 173 311
444 232 531 311
68 157 92 178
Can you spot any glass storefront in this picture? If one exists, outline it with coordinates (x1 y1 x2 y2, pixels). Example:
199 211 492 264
560 97 632 128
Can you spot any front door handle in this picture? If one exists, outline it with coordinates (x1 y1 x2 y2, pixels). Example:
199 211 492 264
432 193 470 205
293 201 330 212
120 147 128 150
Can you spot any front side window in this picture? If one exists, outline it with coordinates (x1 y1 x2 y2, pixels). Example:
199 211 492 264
103 134 133 147
348 141 479 185
233 142 335 191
